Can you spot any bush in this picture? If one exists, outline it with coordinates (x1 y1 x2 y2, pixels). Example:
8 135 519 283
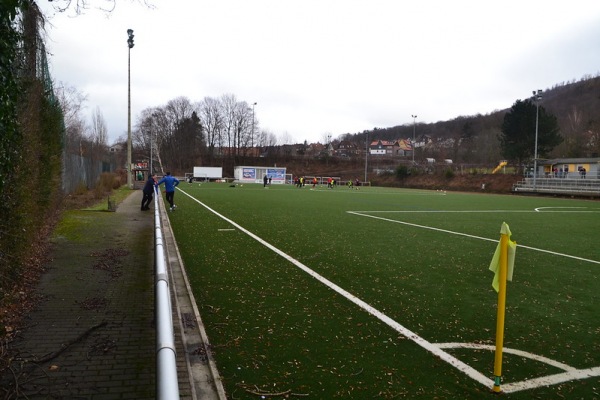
444 168 455 179
396 165 410 179
74 182 88 195
94 173 121 198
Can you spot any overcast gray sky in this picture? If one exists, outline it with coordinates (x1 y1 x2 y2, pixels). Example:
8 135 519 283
39 0 600 145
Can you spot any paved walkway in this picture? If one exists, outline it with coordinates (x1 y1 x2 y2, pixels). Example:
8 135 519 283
1 191 222 399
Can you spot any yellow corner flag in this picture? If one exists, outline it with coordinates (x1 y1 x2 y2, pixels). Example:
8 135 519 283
489 222 517 292
490 222 517 393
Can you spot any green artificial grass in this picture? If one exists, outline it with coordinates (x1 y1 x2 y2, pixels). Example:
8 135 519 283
165 183 600 399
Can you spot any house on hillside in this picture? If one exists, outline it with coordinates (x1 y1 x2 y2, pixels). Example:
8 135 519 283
109 143 125 153
396 139 412 156
369 139 413 157
280 144 296 156
325 142 335 156
369 140 396 156
306 142 325 157
415 135 432 148
336 140 359 157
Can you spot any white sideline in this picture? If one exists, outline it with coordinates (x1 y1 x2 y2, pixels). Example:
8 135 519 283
347 211 600 265
177 189 600 393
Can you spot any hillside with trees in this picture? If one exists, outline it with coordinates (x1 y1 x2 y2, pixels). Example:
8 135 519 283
123 75 600 180
340 75 600 166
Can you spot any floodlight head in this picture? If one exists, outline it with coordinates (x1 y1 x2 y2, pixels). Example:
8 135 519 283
127 29 135 48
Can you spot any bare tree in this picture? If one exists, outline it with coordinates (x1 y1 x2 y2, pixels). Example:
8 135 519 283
45 0 155 16
165 96 194 124
90 106 108 146
279 131 295 145
257 129 277 147
150 108 169 174
133 108 157 170
218 95 257 158
234 101 253 155
55 82 87 137
197 96 222 160
267 131 277 147
133 107 169 174
220 94 237 153
54 82 88 155
160 96 193 170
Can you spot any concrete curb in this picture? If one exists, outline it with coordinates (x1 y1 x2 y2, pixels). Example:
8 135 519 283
157 193 227 399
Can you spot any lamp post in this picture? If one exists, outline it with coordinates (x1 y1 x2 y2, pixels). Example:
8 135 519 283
251 102 257 148
149 129 153 176
532 89 542 191
364 132 368 183
127 29 134 189
411 114 417 164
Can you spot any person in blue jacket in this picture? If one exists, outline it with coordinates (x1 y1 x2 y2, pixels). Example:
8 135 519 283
156 172 180 211
141 173 157 211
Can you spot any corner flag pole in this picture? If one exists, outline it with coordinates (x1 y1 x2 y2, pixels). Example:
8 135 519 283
492 230 509 393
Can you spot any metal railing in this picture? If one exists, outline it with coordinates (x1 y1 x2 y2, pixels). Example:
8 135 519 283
153 187 180 399
513 177 600 196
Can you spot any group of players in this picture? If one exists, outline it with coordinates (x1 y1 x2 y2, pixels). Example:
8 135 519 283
294 176 361 189
142 173 362 213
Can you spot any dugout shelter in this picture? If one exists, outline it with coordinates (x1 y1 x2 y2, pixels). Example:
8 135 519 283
234 166 287 184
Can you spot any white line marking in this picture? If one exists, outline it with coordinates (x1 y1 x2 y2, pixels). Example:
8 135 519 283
217 228 235 231
347 211 600 265
534 206 591 212
502 366 600 393
435 343 577 371
435 343 600 393
354 210 534 213
353 208 600 213
176 189 600 393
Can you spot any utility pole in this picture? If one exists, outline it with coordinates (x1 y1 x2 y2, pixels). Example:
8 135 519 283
411 114 417 164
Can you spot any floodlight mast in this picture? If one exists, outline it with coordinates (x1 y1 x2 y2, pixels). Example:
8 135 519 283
532 89 542 191
364 132 368 183
127 29 135 189
251 102 257 147
411 115 417 164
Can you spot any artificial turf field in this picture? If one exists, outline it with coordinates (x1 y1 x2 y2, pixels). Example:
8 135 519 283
163 183 599 399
